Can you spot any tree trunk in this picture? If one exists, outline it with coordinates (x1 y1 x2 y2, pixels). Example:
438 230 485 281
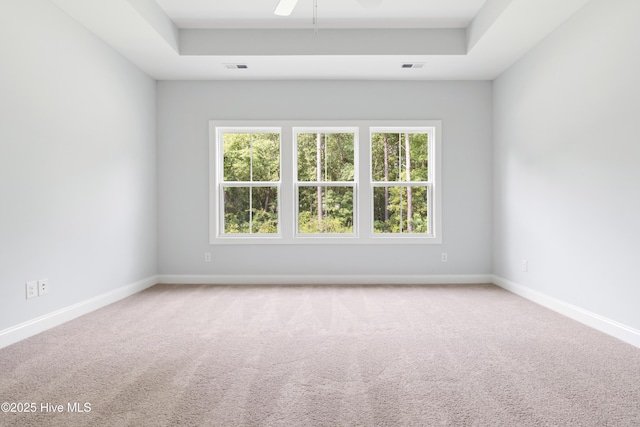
383 134 390 222
317 133 323 231
405 133 412 233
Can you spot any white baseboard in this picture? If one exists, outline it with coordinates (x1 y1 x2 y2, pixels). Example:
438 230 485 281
492 275 640 349
8 274 635 351
157 274 493 286
0 275 158 349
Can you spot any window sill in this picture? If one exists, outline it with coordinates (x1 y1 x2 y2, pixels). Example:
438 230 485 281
210 235 442 245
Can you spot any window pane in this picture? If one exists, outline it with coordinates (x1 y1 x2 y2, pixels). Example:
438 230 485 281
223 133 250 181
371 132 428 182
251 186 279 233
223 186 279 234
297 132 354 181
373 186 429 233
298 186 354 233
223 187 250 233
223 133 280 182
251 133 280 181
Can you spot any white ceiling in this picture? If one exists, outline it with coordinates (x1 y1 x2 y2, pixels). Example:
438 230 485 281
155 0 488 29
51 0 591 81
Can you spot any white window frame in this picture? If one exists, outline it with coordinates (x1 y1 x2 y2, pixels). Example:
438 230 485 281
293 127 359 238
214 126 282 240
210 120 442 245
369 127 436 239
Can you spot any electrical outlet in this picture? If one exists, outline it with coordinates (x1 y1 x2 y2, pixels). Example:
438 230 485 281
38 279 49 296
26 281 38 299
441 253 448 262
522 259 528 272
204 252 212 263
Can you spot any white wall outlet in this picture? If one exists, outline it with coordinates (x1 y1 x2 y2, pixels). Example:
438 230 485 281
522 259 528 272
204 252 212 263
26 281 38 299
441 252 448 262
38 279 49 296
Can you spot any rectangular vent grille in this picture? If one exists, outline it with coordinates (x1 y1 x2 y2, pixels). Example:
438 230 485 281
224 64 248 70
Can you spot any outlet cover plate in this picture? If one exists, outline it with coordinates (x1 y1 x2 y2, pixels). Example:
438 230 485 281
38 279 49 296
26 281 38 299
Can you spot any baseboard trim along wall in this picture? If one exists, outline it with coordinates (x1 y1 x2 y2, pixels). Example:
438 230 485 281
156 274 494 286
3 274 638 351
0 275 158 350
492 275 640 349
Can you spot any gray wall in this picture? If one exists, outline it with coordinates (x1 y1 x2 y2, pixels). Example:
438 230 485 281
11 0 637 346
157 81 493 277
493 0 640 329
0 0 157 329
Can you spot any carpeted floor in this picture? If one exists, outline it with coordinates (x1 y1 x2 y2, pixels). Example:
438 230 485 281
1 283 639 426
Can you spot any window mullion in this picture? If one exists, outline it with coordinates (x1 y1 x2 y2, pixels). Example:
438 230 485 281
280 126 294 239
297 181 354 187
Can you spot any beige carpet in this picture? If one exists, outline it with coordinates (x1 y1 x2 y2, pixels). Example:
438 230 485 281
1 283 639 426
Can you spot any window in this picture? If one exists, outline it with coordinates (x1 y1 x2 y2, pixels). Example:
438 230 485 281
210 121 441 244
295 129 357 235
371 130 431 235
217 129 280 235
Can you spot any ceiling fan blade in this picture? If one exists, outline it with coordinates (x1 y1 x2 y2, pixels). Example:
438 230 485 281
356 0 382 9
274 0 299 16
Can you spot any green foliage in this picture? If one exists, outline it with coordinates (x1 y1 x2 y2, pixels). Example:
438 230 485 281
296 132 355 234
222 133 279 234
371 132 428 181
373 186 429 233
223 133 279 182
371 133 429 234
297 133 354 181
298 186 353 233
221 130 429 235
223 186 278 234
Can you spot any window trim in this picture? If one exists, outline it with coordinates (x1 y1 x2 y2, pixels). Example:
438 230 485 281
369 126 436 239
209 120 442 245
293 126 359 237
214 127 283 238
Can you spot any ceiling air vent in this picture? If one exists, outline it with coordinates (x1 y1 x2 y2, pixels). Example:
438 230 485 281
401 63 425 69
224 64 248 70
